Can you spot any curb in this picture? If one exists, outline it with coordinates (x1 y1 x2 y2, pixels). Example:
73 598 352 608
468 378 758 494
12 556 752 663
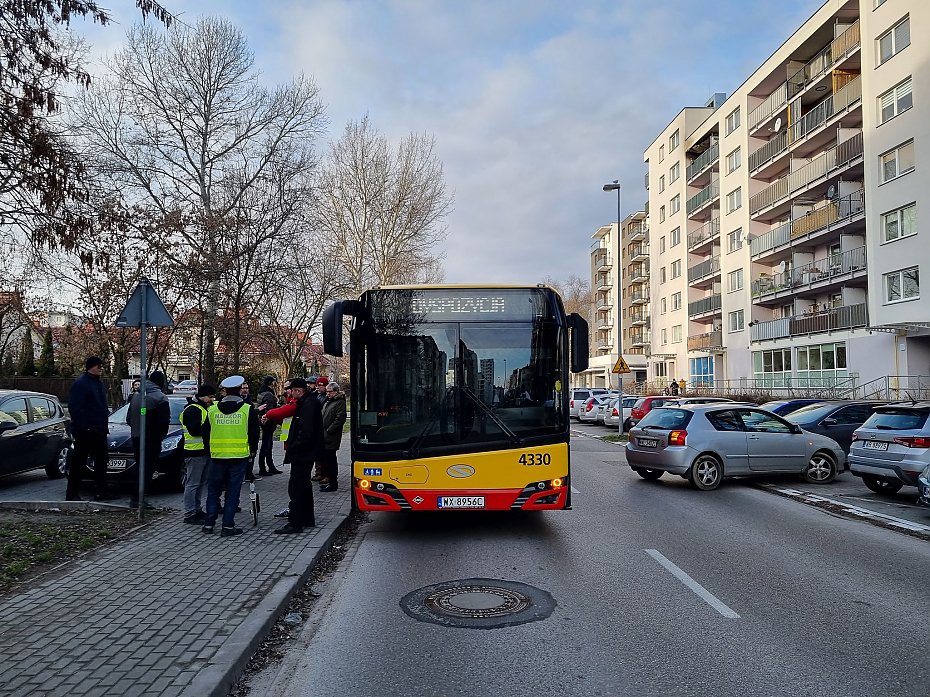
180 496 354 697
0 500 137 512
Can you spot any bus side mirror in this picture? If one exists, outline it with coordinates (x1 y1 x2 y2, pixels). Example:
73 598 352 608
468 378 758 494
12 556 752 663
322 300 363 357
567 313 589 374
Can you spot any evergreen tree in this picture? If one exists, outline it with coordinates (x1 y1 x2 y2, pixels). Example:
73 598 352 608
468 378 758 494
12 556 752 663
1 353 13 376
17 331 36 375
37 329 56 376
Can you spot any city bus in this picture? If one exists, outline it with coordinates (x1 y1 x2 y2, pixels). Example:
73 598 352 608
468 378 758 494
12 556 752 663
322 285 589 512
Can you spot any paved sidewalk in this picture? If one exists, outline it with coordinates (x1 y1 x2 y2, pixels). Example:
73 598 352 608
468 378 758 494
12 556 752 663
0 442 352 697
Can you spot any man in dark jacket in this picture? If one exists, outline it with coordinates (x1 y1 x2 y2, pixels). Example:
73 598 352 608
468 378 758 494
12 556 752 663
255 376 281 476
320 382 347 492
274 377 323 534
65 356 111 501
180 384 216 524
127 370 171 508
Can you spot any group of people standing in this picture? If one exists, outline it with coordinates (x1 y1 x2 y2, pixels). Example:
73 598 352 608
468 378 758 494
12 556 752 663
64 357 347 537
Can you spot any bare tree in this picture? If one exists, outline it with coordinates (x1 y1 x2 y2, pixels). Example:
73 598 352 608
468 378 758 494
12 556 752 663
544 275 594 317
316 116 452 294
69 16 325 382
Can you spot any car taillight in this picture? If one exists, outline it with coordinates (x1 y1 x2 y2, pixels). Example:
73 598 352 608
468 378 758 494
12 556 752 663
570 400 574 408
612 408 618 416
586 404 594 412
893 436 930 448
668 430 687 446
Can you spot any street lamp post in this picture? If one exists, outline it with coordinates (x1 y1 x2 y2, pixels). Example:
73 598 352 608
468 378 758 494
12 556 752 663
603 180 624 436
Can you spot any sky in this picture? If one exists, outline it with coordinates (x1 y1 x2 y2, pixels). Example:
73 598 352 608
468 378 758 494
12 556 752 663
80 0 825 286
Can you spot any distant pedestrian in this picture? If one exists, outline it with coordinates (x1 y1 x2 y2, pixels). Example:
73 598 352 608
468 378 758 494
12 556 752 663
180 384 216 524
314 376 329 404
202 375 260 537
125 379 141 404
678 378 687 395
274 377 322 534
320 382 346 492
127 370 171 508
668 379 679 396
255 376 282 477
311 376 328 480
65 356 111 502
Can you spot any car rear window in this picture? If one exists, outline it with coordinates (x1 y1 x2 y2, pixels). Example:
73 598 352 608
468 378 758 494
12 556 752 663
861 409 930 431
632 398 647 410
636 408 692 430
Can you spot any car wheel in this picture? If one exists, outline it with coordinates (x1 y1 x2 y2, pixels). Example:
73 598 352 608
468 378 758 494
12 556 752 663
802 451 836 484
688 454 722 491
623 418 632 432
45 446 70 480
633 467 663 481
862 475 903 495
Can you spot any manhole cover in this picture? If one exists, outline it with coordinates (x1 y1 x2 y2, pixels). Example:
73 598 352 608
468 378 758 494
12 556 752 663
400 578 556 629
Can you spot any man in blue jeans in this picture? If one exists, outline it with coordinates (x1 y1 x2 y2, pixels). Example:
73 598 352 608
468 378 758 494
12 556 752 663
180 384 217 524
202 375 260 537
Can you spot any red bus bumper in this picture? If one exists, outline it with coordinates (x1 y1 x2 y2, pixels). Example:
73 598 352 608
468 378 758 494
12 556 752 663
353 481 569 511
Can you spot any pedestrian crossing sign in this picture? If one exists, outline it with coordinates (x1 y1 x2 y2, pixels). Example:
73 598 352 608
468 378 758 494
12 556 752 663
612 356 632 374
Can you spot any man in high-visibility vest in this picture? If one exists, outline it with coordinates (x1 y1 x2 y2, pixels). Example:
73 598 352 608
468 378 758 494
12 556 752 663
180 384 216 525
202 375 260 537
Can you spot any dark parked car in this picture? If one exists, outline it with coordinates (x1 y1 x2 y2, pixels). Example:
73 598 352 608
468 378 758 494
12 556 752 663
784 401 887 455
759 399 825 416
0 389 71 480
83 396 189 491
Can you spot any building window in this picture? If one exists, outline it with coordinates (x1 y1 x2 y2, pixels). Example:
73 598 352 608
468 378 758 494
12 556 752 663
728 309 744 332
727 228 743 253
879 77 913 124
878 16 910 65
670 194 681 215
658 175 665 193
689 356 714 388
884 266 920 303
659 236 666 253
670 260 681 279
726 147 741 174
880 140 915 183
753 348 792 387
661 328 667 345
669 162 680 183
796 342 848 388
725 107 740 135
660 297 667 314
882 203 917 243
659 205 666 223
671 292 682 311
671 325 682 343
875 0 887 7
660 266 666 284
726 187 742 213
669 129 680 151
658 144 665 163
670 227 681 247
727 268 743 292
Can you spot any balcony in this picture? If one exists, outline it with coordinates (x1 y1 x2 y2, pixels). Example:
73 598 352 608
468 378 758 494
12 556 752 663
687 330 723 352
630 290 649 305
629 331 651 347
789 76 861 144
749 131 788 173
629 310 649 326
630 245 649 262
687 182 720 217
687 218 721 252
750 302 868 342
594 253 611 271
688 294 722 317
596 275 612 291
597 298 613 311
751 246 867 300
629 267 648 284
751 189 865 258
628 225 647 242
687 256 721 285
686 142 719 183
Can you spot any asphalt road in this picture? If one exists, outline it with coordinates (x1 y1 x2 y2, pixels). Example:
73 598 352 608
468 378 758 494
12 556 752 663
254 426 930 697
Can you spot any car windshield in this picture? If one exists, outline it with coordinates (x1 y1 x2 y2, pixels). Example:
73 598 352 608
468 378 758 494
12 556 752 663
109 398 187 425
637 408 692 430
860 409 930 431
785 404 837 423
633 398 647 410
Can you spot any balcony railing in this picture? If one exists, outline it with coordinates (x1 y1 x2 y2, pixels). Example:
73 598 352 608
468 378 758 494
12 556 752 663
749 131 788 172
687 255 721 283
629 226 647 242
594 253 611 268
630 290 649 304
686 142 719 182
749 86 788 133
687 218 721 250
629 310 649 324
686 182 720 216
630 244 649 261
750 302 868 342
790 76 861 143
752 246 867 298
751 189 865 257
629 331 650 346
688 294 722 317
687 330 723 351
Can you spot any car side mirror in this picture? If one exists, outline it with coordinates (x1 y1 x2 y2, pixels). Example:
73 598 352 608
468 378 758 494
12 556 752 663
791 424 803 434
821 417 838 426
0 419 18 433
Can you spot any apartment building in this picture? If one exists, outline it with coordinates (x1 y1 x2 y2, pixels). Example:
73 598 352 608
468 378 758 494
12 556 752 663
643 0 928 391
585 222 619 388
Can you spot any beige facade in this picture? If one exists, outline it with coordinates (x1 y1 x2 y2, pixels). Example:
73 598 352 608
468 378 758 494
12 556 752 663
643 0 927 392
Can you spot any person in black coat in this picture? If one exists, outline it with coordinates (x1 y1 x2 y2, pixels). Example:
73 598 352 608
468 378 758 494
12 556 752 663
274 378 323 534
65 356 111 501
126 370 171 508
255 376 282 476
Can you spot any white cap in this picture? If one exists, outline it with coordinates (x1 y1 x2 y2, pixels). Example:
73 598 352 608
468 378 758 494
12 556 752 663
220 375 245 389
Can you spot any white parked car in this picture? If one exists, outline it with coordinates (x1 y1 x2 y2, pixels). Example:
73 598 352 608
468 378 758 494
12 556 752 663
171 379 198 396
603 396 639 431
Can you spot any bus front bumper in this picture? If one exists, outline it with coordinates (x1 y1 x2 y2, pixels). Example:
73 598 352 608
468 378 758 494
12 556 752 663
353 479 569 511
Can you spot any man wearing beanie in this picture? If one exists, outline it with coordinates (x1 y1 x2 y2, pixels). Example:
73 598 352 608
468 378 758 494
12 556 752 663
255 376 282 477
274 377 322 534
180 384 217 524
127 370 171 508
65 356 111 501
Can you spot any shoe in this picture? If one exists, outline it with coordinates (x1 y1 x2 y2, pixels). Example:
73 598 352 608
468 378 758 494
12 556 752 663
184 513 205 524
253 475 262 481
320 484 338 492
267 466 282 475
221 527 243 537
202 525 214 534
258 469 268 477
273 524 303 534
274 508 290 518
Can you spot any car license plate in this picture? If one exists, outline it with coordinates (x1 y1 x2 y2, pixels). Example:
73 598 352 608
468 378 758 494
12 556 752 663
638 438 658 448
863 441 888 451
109 458 130 470
438 496 485 509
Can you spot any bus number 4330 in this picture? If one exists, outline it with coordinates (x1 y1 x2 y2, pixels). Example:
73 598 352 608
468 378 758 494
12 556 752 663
519 453 551 466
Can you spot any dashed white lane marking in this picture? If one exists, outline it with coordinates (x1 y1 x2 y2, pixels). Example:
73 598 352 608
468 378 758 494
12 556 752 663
646 549 740 619
772 488 930 533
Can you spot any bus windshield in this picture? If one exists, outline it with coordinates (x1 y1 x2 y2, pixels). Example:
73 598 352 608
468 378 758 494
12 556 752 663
352 288 566 454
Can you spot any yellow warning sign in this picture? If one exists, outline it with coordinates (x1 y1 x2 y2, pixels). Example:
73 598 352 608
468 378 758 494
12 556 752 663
612 356 632 374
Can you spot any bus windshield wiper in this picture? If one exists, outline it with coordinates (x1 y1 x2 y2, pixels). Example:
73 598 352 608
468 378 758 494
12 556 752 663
408 418 438 459
459 386 522 446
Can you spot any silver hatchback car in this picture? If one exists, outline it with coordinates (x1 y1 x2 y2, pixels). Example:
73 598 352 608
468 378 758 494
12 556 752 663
625 404 845 490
